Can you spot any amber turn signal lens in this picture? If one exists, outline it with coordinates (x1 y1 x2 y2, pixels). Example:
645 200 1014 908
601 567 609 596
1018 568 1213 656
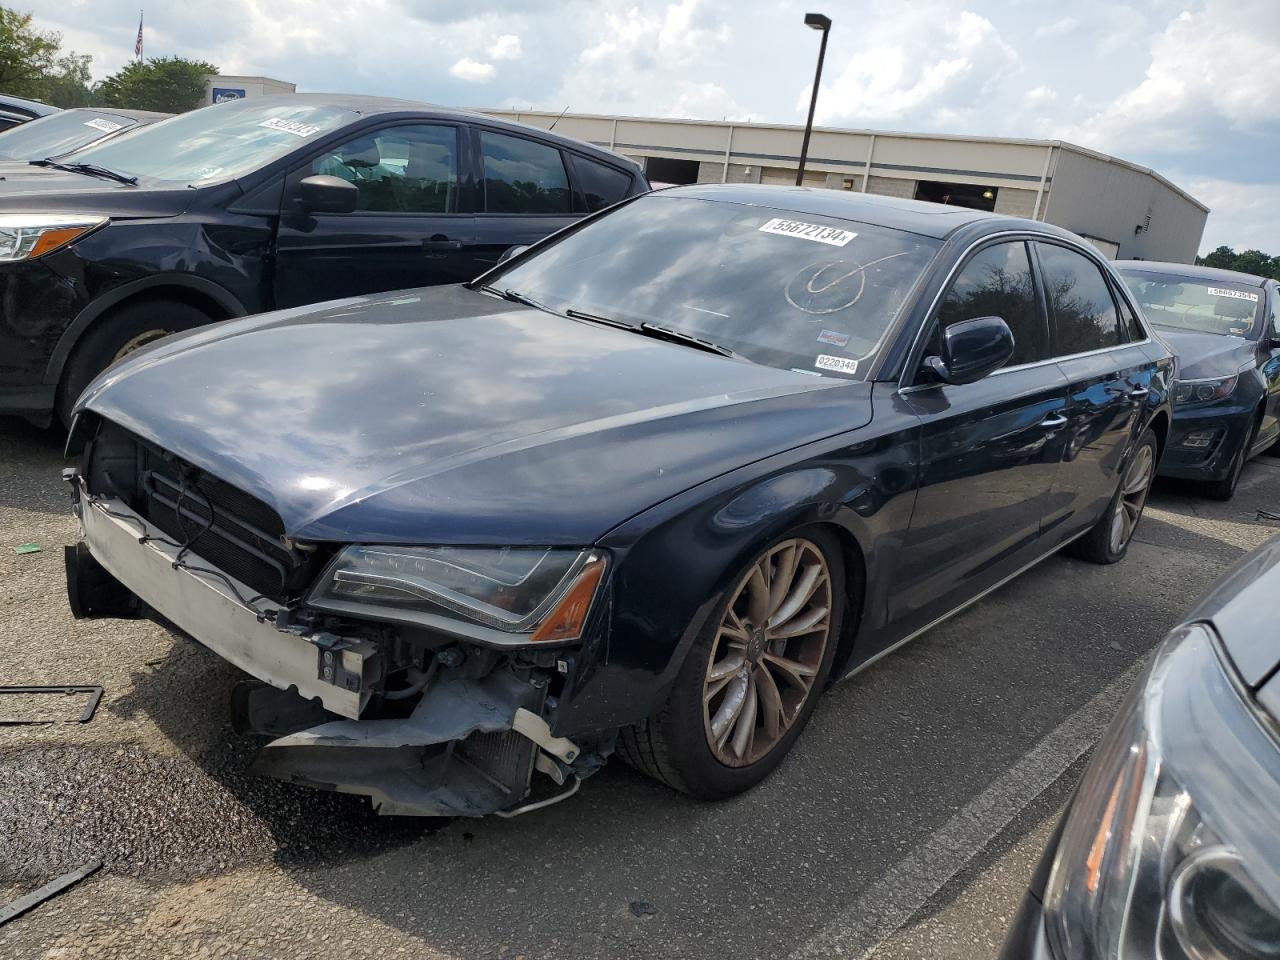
30 226 94 258
530 556 606 643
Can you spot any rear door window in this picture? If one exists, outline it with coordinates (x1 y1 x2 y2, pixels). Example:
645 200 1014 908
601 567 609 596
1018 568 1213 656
935 240 1049 368
571 154 634 212
480 130 571 214
1036 243 1121 356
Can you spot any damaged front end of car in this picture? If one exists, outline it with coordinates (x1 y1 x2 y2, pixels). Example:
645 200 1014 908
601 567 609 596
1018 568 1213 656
63 415 613 818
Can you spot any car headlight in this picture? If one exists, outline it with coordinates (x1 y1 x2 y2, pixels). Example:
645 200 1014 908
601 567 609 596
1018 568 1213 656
1044 623 1280 960
0 214 107 262
1174 375 1237 406
309 545 607 642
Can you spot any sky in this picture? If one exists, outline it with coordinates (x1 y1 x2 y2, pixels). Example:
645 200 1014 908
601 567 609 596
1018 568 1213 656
22 0 1280 255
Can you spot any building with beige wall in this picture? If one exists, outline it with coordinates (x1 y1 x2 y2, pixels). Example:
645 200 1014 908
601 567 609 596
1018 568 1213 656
482 109 1208 263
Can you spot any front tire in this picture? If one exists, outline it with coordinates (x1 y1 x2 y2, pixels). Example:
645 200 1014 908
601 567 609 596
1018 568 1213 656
618 526 846 799
1068 428 1157 564
56 299 213 427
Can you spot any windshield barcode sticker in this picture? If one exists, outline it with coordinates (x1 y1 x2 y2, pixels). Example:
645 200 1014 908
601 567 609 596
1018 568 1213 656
815 355 858 374
1207 287 1259 302
260 117 322 138
83 118 123 133
758 218 856 247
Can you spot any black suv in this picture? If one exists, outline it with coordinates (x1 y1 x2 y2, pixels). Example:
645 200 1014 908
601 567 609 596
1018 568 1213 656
0 93 648 424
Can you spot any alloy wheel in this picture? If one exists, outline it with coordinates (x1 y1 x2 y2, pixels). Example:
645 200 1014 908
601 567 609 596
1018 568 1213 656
111 328 172 364
1109 443 1154 554
703 538 833 767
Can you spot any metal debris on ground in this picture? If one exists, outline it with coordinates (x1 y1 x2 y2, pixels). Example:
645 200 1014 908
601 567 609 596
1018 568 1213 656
629 901 658 917
13 543 40 555
0 685 104 725
1258 510 1280 523
0 859 102 927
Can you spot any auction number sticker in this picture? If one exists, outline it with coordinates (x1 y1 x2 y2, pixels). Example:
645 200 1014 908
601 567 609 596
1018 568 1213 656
815 354 858 375
83 118 123 133
758 217 856 247
260 117 322 138
1207 286 1259 302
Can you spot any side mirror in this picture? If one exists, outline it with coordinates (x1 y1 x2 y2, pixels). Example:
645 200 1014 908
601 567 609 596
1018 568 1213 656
925 316 1015 385
298 174 358 214
498 244 530 264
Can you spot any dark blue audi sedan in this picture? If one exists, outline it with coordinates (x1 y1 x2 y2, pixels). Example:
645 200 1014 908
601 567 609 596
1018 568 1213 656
1116 260 1280 499
63 186 1174 816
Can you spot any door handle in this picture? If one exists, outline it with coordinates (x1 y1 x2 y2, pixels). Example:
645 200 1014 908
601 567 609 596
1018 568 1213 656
422 237 463 252
1040 414 1069 429
1127 387 1150 399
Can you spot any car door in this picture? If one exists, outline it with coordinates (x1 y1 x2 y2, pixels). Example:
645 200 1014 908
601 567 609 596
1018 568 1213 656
893 239 1072 625
465 126 580 271
273 121 476 307
1034 242 1154 533
1256 282 1280 450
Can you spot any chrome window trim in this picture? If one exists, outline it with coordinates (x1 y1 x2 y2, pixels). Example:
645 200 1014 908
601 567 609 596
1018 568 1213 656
895 230 1152 395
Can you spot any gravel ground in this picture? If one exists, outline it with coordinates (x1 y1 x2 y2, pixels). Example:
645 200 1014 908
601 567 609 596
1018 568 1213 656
1 413 1277 960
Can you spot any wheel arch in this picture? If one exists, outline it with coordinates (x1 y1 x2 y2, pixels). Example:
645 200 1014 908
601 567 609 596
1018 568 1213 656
44 275 247 387
1145 408 1170 463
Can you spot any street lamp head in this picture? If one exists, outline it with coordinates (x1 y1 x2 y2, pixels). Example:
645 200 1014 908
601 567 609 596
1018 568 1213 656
804 12 831 31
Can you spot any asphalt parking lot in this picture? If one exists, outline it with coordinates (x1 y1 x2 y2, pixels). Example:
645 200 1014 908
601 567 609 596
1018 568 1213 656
2 415 1277 960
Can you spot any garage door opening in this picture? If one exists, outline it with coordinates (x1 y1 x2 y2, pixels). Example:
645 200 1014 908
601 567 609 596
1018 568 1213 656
915 180 998 212
644 156 700 186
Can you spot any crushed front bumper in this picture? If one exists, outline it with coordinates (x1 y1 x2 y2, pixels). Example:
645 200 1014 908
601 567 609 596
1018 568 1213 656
74 488 582 817
1158 402 1254 481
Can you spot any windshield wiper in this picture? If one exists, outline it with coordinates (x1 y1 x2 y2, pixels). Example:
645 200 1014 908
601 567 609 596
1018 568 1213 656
30 158 136 185
637 322 741 359
480 285 553 312
565 307 633 330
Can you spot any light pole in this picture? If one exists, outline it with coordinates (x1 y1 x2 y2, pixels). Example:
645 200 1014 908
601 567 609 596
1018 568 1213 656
795 12 831 187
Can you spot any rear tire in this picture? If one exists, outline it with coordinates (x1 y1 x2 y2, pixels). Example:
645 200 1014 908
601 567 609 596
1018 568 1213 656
1067 428 1157 565
56 299 213 427
618 526 846 799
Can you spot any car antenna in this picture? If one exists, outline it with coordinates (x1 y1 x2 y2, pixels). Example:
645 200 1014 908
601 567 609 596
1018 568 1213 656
548 105 570 131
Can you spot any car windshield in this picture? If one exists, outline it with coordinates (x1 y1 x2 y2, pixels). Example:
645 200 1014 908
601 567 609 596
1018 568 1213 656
63 99 356 185
1119 269 1262 338
0 110 138 161
492 194 941 378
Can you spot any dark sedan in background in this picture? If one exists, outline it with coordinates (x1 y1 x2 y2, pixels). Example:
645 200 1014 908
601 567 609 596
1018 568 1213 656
0 106 168 162
64 186 1172 817
0 93 58 130
1001 535 1280 960
1118 260 1280 499
0 93 647 425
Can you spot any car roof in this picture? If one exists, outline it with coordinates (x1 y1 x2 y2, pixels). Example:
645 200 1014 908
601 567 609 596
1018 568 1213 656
656 184 1081 242
244 93 643 173
0 93 58 120
1114 259 1268 288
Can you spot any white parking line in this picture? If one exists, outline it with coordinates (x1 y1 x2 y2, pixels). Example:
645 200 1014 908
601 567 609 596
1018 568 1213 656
789 656 1148 959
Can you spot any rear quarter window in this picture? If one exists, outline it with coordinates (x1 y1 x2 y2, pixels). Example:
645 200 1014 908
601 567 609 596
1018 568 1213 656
571 154 634 212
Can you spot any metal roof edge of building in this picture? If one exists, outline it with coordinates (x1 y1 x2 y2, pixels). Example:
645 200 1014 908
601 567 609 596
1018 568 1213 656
478 109 1210 215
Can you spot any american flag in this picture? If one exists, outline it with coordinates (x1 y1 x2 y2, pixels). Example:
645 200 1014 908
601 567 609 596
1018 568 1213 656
134 11 143 59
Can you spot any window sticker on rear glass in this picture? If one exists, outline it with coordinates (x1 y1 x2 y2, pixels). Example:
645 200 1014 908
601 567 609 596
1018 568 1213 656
758 217 857 247
815 354 858 375
260 117 322 138
83 118 123 133
817 329 850 346
1208 286 1259 302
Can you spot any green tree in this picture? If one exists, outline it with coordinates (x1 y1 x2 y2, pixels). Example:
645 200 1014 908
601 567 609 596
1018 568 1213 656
0 7 59 100
40 51 94 107
1196 245 1280 281
97 56 217 113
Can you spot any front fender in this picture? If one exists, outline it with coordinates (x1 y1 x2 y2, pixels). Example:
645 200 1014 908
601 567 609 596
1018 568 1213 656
550 396 920 737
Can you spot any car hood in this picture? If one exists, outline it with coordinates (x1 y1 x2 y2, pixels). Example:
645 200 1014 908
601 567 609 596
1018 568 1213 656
1156 327 1255 380
79 285 871 545
0 164 192 217
1187 533 1280 687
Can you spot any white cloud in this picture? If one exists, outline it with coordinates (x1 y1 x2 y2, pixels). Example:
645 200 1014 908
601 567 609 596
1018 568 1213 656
1183 176 1280 254
1066 0 1280 153
1035 17 1078 39
489 34 522 61
449 57 494 82
1025 85 1056 107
